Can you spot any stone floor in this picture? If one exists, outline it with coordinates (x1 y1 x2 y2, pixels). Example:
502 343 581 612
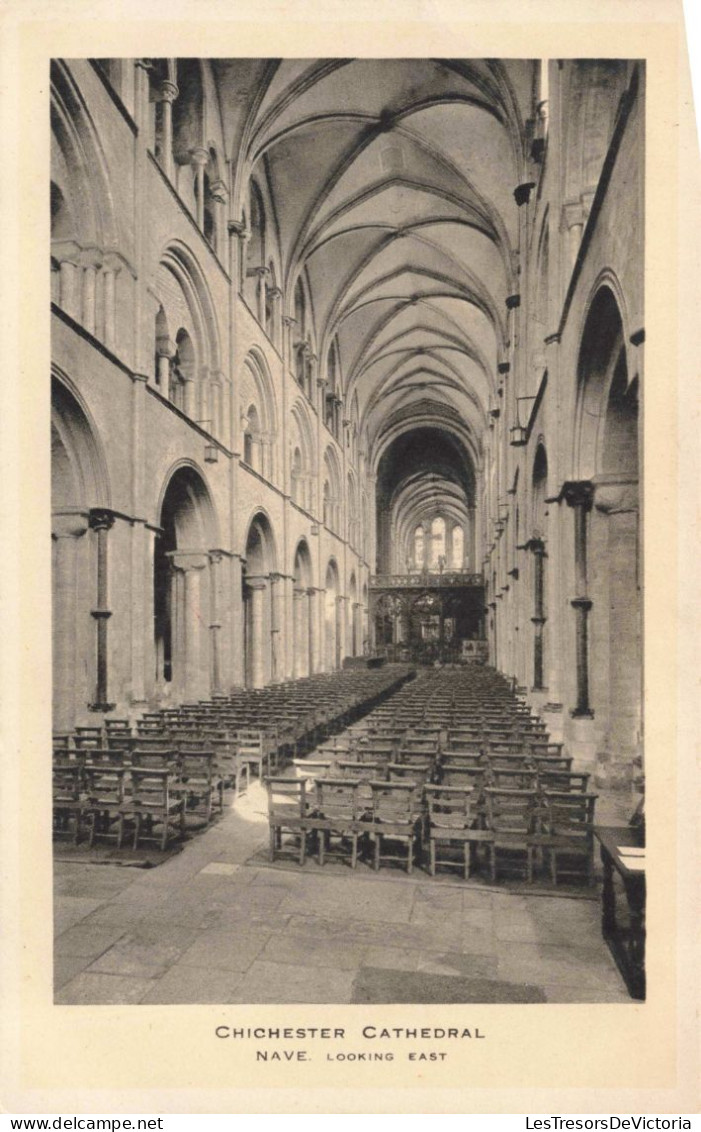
54 782 633 1005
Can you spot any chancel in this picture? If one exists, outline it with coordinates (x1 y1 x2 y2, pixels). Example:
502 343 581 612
51 57 644 1006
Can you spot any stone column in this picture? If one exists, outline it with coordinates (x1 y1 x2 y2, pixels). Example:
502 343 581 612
246 577 269 689
88 509 116 712
269 286 283 350
156 336 176 392
157 79 178 181
189 147 209 230
229 554 244 688
208 178 229 260
562 199 585 274
293 587 305 678
564 481 594 717
53 240 82 321
101 254 121 352
208 550 223 693
80 248 103 336
269 572 283 683
528 537 547 690
595 479 641 788
169 551 209 700
52 511 89 730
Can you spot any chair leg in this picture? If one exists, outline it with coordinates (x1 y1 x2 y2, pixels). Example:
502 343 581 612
299 826 306 866
318 829 325 867
464 840 470 881
373 834 380 871
407 837 413 874
269 822 277 862
527 848 534 884
429 838 436 877
133 813 141 850
351 833 358 870
490 845 496 882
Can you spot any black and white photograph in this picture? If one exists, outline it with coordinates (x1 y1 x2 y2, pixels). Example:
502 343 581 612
48 54 648 1009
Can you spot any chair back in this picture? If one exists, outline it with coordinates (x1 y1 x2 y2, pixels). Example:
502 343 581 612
538 769 590 793
425 784 475 829
265 776 307 819
53 764 82 802
83 764 127 806
315 778 360 821
130 767 173 810
369 781 419 823
543 790 597 833
484 787 537 835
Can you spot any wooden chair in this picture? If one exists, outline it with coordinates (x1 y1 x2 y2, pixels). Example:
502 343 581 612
484 787 538 883
367 781 421 874
542 790 598 884
388 760 432 787
312 779 366 868
265 777 312 865
425 785 490 879
537 769 590 794
52 763 84 843
82 764 128 847
176 750 223 823
126 767 186 851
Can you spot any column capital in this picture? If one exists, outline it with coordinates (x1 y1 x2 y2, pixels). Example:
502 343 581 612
158 79 179 104
209 178 229 203
89 508 116 533
282 315 297 328
506 293 521 310
189 146 209 168
167 550 209 571
227 219 247 238
156 335 177 359
562 480 595 510
593 477 639 514
513 181 536 206
52 509 90 539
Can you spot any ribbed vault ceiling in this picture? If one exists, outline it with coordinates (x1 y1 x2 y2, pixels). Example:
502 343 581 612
213 57 536 465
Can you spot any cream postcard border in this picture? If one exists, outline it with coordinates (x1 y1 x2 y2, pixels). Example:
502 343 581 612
0 0 698 1115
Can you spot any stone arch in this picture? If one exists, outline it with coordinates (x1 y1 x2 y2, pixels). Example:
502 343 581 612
323 445 342 533
242 510 279 687
324 557 342 671
575 280 630 479
292 538 314 677
575 282 641 792
153 241 222 429
51 374 112 731
240 349 278 480
289 397 315 510
50 61 120 339
153 462 219 702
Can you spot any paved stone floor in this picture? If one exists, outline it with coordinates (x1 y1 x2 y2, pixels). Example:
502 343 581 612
54 782 633 1005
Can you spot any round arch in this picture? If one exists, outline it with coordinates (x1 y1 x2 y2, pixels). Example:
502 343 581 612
242 510 279 687
324 557 341 671
292 538 314 677
153 463 219 700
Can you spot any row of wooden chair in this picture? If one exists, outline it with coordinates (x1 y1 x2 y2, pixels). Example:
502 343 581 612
266 777 597 884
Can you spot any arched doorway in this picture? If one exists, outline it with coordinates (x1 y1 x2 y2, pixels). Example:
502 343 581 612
52 377 111 731
154 465 217 701
324 559 340 671
292 540 313 678
242 512 277 688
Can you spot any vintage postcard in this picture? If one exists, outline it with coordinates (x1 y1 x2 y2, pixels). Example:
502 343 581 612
0 0 698 1115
